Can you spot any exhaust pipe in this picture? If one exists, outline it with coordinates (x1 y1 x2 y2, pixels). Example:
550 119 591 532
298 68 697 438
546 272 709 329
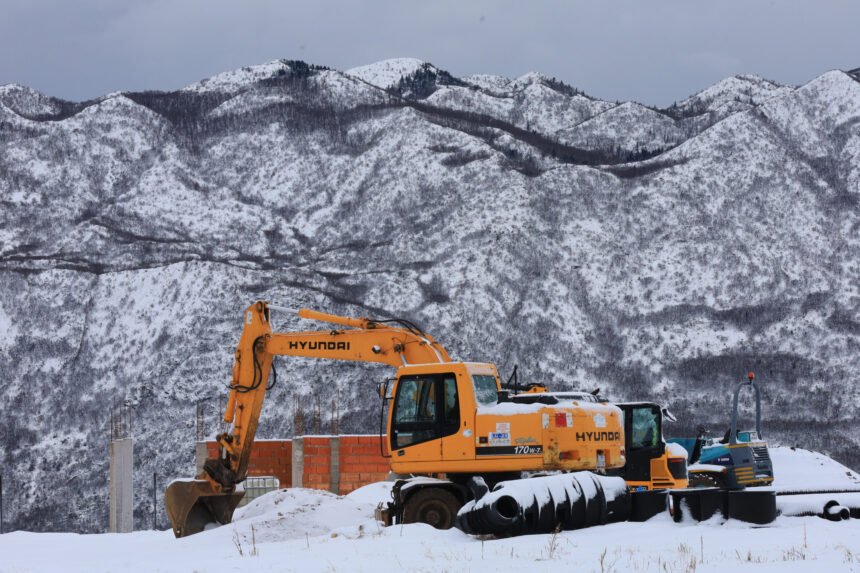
164 479 245 538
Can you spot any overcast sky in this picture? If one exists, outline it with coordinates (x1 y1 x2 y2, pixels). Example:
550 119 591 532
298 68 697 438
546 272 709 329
1 0 858 106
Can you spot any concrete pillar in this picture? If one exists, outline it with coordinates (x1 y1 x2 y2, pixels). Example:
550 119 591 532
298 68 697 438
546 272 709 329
291 437 304 488
195 442 209 476
329 437 340 495
109 438 133 533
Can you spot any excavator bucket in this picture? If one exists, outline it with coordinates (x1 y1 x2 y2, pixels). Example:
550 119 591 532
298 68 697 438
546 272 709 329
165 479 245 538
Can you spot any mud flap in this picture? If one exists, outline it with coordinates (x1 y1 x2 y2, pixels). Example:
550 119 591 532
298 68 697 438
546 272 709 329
165 479 245 538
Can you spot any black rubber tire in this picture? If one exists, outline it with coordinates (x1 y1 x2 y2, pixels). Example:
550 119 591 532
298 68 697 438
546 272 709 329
726 490 777 524
669 490 690 522
402 488 462 530
630 489 668 522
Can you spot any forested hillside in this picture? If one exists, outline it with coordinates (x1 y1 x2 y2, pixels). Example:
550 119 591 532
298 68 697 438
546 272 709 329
2 58 859 531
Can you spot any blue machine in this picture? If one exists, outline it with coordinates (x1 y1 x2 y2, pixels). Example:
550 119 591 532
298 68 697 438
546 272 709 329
668 373 774 489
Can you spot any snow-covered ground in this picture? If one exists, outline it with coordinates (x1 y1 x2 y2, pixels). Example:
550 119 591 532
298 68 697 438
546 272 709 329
767 447 860 492
2 447 859 572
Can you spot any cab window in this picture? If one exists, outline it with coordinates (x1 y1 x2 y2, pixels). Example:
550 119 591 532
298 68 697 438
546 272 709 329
472 375 499 406
630 406 660 449
395 377 435 423
391 374 460 449
443 377 459 434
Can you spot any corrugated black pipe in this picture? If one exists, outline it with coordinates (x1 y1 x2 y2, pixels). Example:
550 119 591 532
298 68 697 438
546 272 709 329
456 472 629 537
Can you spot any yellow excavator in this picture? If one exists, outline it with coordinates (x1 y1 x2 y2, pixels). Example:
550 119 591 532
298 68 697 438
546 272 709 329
166 301 687 537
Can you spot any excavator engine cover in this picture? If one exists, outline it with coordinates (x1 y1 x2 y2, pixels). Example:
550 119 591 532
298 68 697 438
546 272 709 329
165 479 245 538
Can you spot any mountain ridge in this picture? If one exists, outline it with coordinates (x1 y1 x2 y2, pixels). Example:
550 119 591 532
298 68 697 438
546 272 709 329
1 58 859 533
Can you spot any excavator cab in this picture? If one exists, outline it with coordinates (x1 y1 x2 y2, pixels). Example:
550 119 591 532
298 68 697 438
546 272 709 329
389 370 461 450
614 403 688 490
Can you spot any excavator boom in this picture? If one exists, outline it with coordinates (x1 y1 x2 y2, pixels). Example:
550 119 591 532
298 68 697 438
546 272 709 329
166 301 449 537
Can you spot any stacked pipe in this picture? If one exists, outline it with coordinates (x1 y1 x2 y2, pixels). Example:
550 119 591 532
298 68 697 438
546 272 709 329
824 501 851 521
777 494 860 521
456 472 630 536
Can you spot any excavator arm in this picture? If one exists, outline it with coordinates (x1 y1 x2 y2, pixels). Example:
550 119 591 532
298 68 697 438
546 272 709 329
165 301 449 537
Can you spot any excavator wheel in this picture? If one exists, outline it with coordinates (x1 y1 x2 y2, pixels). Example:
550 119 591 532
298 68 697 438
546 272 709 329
402 488 462 530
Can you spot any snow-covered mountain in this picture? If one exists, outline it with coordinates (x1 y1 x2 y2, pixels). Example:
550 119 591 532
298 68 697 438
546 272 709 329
2 57 859 533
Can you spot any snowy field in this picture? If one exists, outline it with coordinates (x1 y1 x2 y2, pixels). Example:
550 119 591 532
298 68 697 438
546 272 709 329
2 447 860 573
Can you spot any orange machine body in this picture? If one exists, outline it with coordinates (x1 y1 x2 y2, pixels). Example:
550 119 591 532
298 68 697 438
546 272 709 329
385 361 625 475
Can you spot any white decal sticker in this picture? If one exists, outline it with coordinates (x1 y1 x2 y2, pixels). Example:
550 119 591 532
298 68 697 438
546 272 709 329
496 422 510 434
246 311 253 325
489 432 511 446
566 413 573 428
463 429 473 437
542 413 550 429
594 414 606 428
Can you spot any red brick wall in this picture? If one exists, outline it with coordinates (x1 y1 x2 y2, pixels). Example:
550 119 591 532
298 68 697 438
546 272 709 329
253 441 294 488
205 435 389 494
338 435 390 494
206 440 293 488
302 437 332 491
